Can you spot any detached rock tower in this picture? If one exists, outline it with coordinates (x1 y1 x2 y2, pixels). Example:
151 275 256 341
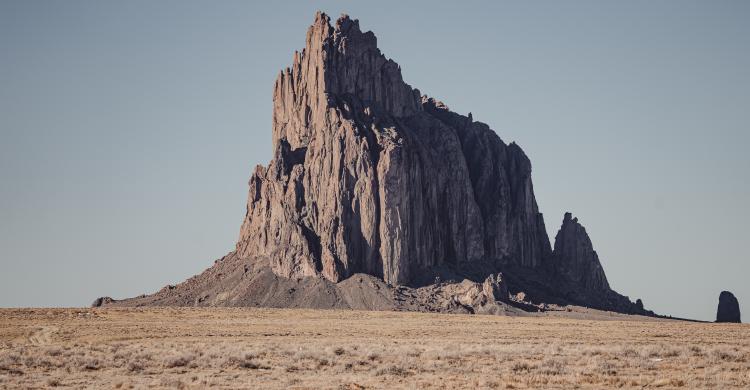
716 291 741 323
101 12 647 314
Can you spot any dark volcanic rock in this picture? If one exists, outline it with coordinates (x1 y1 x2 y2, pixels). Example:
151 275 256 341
551 213 609 293
101 12 647 317
716 291 741 323
547 212 646 313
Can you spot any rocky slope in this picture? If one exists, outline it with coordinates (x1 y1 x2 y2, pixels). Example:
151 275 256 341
100 12 647 316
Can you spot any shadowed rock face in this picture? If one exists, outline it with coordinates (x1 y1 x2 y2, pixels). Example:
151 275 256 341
716 291 741 323
236 12 550 286
102 12 648 315
545 213 643 312
552 213 610 293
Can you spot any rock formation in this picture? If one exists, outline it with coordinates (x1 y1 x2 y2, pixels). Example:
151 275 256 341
91 297 113 307
236 11 549 287
545 213 642 312
716 291 741 323
551 213 609 292
483 274 509 303
100 12 648 316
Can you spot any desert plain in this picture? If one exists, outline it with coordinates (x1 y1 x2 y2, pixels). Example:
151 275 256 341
0 307 748 389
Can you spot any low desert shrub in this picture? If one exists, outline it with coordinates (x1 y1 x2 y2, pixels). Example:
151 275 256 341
375 364 411 377
710 347 743 362
510 360 535 373
45 347 63 357
619 346 638 358
127 361 144 372
539 357 568 375
164 353 195 368
223 355 267 369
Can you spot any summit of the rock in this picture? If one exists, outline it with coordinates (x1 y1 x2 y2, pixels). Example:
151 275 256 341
271 12 420 151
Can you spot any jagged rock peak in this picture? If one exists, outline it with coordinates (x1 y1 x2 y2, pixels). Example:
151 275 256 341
103 12 647 317
552 212 610 292
272 12 421 150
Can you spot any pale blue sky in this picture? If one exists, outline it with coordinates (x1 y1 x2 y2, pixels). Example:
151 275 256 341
1 1 748 321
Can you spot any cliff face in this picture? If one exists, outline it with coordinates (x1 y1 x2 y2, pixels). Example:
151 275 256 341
236 12 551 286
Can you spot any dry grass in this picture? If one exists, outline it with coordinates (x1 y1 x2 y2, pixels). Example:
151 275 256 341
0 308 748 389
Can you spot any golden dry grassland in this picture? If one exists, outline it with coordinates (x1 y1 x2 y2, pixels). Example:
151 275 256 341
0 308 748 389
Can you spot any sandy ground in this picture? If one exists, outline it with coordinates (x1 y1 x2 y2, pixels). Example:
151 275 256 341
0 308 748 389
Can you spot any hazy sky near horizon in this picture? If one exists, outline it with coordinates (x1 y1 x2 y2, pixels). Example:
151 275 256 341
1 1 748 321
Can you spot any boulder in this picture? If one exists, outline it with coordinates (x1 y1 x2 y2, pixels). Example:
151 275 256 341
482 273 509 303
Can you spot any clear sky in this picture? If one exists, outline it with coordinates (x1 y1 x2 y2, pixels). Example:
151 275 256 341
1 1 748 321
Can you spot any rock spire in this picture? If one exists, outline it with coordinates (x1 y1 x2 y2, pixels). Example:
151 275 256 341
716 291 741 323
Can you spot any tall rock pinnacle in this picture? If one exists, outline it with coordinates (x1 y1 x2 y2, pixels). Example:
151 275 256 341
716 291 741 323
552 213 610 293
271 12 421 151
236 12 551 286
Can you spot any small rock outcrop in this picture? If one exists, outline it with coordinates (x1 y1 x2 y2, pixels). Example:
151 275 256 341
483 273 509 303
716 291 741 323
91 297 114 307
